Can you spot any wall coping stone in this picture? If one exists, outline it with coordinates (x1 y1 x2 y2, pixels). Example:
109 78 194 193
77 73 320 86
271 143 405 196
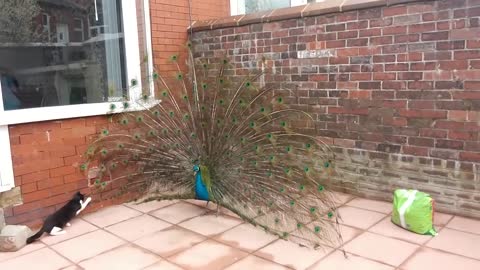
190 0 433 32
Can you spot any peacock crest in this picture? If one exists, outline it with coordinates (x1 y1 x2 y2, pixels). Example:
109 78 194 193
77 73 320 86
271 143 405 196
82 42 344 250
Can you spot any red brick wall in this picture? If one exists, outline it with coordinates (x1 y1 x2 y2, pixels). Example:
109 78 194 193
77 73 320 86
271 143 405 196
150 0 230 73
190 0 480 218
4 0 230 227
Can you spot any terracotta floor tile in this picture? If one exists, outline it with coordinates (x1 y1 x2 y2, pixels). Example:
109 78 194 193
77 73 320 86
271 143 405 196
225 255 291 270
309 250 394 270
346 198 392 214
41 218 98 245
50 230 125 262
82 205 142 228
402 247 480 270
215 223 278 252
336 225 363 247
185 199 216 210
337 206 386 229
426 228 480 259
0 248 70 270
184 200 240 218
79 244 159 270
106 214 171 241
150 202 208 224
61 266 82 270
446 216 480 235
134 227 206 257
343 232 419 266
369 217 435 245
169 240 247 270
143 260 185 270
433 212 453 227
300 222 362 249
178 214 242 236
332 192 355 206
219 207 241 218
0 241 45 262
126 200 178 213
255 239 332 270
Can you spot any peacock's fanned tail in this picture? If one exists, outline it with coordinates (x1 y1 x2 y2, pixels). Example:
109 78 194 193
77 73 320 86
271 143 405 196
82 42 344 250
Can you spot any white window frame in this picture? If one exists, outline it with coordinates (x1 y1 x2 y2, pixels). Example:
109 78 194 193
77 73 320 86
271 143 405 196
0 0 154 192
230 0 308 15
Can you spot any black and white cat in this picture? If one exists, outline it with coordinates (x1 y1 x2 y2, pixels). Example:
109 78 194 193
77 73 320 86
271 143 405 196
26 191 91 244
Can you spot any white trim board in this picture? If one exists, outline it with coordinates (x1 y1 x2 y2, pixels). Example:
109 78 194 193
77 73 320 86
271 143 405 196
0 126 14 192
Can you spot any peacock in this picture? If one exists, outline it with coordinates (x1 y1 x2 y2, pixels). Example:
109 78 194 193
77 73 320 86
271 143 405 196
82 42 345 250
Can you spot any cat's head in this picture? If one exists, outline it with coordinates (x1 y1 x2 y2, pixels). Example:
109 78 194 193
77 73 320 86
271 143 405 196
72 191 85 202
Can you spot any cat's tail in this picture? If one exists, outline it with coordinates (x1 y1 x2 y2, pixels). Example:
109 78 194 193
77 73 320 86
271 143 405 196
26 227 44 244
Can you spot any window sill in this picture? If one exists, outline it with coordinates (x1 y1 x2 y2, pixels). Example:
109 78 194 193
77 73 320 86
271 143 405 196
190 0 424 31
0 100 160 126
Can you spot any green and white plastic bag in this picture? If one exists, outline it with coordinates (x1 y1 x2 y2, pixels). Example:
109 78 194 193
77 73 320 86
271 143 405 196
392 189 437 236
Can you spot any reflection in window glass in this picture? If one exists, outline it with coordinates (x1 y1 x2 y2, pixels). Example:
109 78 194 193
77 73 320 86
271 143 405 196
245 0 291 14
0 0 127 111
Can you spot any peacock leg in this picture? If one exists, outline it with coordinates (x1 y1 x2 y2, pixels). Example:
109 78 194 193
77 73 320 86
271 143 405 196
205 201 209 207
215 203 220 217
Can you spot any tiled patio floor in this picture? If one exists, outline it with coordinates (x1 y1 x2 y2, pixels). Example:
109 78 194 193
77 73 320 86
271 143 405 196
2 193 480 270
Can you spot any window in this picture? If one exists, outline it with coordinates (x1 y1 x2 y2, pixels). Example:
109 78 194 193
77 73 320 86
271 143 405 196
42 13 51 42
230 0 315 15
0 0 153 125
0 0 153 191
74 18 85 42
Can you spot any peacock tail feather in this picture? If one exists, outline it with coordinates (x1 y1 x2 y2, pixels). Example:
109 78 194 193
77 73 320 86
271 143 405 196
82 42 344 250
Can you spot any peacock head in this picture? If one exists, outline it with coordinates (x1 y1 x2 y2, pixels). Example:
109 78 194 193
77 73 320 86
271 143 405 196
193 165 200 175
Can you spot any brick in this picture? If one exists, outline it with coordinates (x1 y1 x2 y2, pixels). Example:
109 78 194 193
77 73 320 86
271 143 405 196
347 38 369 47
22 189 51 203
454 50 480 59
50 166 76 178
449 131 477 140
359 28 381 37
60 118 85 129
424 51 452 61
403 146 429 156
408 137 434 147
420 129 447 138
398 109 447 119
36 177 64 190
398 72 423 80
451 28 480 39
408 100 434 109
383 6 407 17
326 23 345 32
393 14 421 25
448 110 468 121
465 81 480 90
358 82 381 89
459 152 480 162
395 34 419 43
385 63 408 71
422 31 449 41
452 91 480 99
408 23 435 33
430 149 459 160
436 139 464 150
438 60 468 70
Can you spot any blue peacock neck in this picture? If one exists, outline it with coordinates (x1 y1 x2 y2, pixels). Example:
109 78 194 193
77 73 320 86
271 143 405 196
193 165 210 201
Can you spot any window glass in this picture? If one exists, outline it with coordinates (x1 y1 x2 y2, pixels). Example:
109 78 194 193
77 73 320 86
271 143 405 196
0 0 127 111
245 0 291 14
